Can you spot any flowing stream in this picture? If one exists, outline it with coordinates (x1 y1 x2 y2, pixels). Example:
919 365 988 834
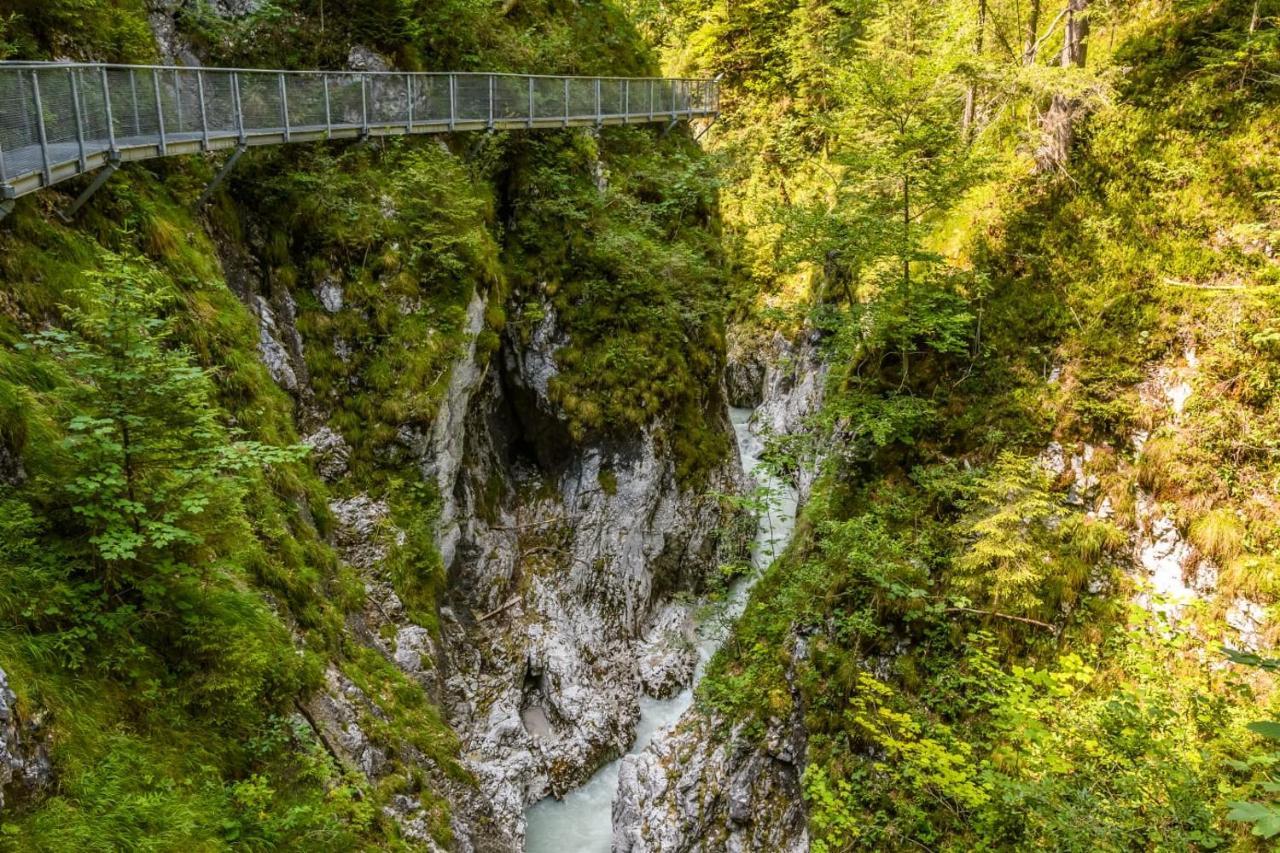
523 406 800 852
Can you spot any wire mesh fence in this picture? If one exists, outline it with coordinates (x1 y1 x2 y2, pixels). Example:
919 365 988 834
0 62 718 195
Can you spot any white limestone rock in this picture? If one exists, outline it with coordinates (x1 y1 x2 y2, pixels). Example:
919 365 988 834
316 278 344 313
613 686 808 853
430 302 745 841
348 45 392 73
329 494 395 570
303 426 351 481
252 294 299 391
636 603 697 699
0 667 51 810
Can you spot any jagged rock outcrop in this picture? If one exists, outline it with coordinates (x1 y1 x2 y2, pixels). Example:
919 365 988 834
428 303 745 841
613 638 810 853
612 331 824 853
303 426 351 481
725 330 768 408
749 329 827 501
0 668 51 811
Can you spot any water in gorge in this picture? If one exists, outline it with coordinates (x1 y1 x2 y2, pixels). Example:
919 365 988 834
523 405 800 852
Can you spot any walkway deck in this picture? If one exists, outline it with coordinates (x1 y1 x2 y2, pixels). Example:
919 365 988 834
0 63 718 202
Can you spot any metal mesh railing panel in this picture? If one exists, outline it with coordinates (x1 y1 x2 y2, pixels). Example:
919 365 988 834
237 72 284 131
34 70 77 150
368 74 409 125
652 80 672 115
285 74 328 129
494 75 528 121
531 77 565 120
0 69 37 177
567 79 596 119
600 79 625 116
200 72 237 135
72 68 110 147
324 74 361 127
411 74 450 123
453 75 490 122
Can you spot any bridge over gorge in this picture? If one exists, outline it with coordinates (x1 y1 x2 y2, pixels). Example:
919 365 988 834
0 62 720 220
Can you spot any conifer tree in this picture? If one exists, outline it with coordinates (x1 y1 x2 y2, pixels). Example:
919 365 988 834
29 251 304 608
829 0 979 381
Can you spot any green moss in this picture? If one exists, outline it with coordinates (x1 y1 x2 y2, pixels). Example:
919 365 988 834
504 128 731 484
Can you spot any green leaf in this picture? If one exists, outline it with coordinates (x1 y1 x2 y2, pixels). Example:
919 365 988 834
1247 721 1280 741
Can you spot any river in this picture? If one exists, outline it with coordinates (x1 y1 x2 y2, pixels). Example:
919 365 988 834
523 405 800 852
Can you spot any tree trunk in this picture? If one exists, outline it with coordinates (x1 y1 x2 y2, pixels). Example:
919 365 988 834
901 173 911 383
963 0 987 140
1062 0 1090 68
1023 0 1041 64
1033 93 1078 172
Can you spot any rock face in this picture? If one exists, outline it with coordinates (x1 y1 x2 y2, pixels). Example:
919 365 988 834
614 710 809 853
749 329 827 502
201 133 743 844
0 668 52 810
612 331 824 853
724 329 768 408
433 303 745 840
613 628 810 853
267 284 743 847
303 426 351 481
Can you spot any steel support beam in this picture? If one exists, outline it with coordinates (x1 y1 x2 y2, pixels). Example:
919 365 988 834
57 158 121 222
197 143 247 208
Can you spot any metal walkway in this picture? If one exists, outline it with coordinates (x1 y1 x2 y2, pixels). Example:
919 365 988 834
0 62 718 207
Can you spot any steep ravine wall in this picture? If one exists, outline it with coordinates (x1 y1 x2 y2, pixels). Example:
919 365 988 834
612 331 826 853
438 303 746 842
225 236 745 848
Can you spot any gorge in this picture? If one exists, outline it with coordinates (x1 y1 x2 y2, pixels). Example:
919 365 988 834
2 0 1280 851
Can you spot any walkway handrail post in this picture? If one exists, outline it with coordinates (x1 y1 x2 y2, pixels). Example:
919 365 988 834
448 73 456 131
153 70 167 154
669 79 676 120
233 71 246 143
196 69 209 150
323 73 332 138
0 75 8 187
527 77 534 129
279 72 290 141
623 79 629 124
30 70 52 186
563 78 569 127
360 74 369 136
406 74 414 132
487 74 495 130
648 79 654 121
70 69 88 172
594 78 601 126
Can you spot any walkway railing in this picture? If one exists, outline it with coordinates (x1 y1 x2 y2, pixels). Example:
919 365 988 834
0 62 719 203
